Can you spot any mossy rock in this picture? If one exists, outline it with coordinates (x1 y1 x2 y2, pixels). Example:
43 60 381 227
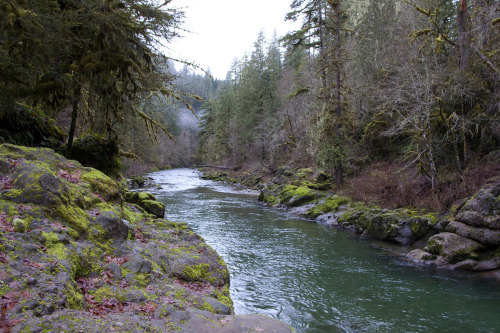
306 196 349 218
124 191 165 218
0 144 293 332
258 192 278 206
130 176 145 187
425 232 486 264
337 205 436 244
276 166 294 177
279 185 319 207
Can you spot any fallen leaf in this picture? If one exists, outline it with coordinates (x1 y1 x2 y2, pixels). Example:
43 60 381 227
23 259 45 270
57 169 81 183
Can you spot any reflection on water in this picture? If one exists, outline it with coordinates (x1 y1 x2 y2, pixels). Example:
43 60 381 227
148 169 500 333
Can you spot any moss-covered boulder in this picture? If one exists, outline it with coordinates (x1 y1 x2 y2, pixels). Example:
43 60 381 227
306 196 350 218
445 221 500 246
425 232 485 264
124 191 165 218
0 144 293 333
279 185 321 207
409 177 500 272
335 205 439 245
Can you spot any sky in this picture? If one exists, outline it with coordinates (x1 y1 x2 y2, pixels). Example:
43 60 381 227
166 0 299 79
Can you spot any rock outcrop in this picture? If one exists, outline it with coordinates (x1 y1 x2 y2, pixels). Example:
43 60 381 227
251 166 500 274
408 177 500 272
256 167 440 246
0 144 294 333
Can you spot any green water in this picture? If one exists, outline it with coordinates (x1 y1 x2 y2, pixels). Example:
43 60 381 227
148 169 500 333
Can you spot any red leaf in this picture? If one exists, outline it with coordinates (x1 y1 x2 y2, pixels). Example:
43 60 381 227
0 176 14 191
0 214 14 233
49 222 66 230
143 302 157 313
104 254 129 266
86 209 100 218
23 259 45 269
118 280 130 289
8 158 25 171
57 169 81 184
17 204 32 212
0 252 7 264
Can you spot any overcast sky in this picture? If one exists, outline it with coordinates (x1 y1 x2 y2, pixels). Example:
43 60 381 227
166 0 299 79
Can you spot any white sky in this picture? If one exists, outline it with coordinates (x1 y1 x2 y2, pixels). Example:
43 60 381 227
167 0 299 79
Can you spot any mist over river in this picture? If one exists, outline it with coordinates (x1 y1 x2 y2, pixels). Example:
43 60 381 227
146 169 500 333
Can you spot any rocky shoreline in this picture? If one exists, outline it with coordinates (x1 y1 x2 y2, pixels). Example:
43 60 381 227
0 144 294 333
202 167 500 279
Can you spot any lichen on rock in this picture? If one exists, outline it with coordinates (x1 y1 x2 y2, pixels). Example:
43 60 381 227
408 177 500 272
0 144 294 333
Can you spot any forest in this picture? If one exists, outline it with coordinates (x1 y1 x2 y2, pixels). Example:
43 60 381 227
1 0 499 212
197 0 500 211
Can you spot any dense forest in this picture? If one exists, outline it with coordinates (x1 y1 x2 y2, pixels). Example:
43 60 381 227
197 0 500 211
1 0 499 212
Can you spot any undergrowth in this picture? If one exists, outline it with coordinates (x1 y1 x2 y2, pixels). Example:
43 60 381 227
340 156 499 212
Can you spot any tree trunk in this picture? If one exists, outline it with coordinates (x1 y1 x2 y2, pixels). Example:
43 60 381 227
67 85 81 156
334 2 343 186
457 0 469 71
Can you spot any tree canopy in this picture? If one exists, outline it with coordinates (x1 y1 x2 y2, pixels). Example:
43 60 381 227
0 0 184 153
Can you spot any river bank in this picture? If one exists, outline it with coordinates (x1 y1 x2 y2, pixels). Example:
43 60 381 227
200 166 500 280
0 144 294 333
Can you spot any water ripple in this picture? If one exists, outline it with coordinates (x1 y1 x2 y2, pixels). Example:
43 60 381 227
152 169 500 333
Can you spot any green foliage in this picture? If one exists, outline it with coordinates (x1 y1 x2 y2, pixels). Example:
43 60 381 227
0 0 185 157
197 33 283 166
58 134 122 177
0 103 65 149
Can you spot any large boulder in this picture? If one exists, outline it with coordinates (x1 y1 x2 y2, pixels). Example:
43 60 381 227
0 144 293 333
337 206 438 245
124 191 165 218
445 221 500 247
425 232 485 264
412 177 500 272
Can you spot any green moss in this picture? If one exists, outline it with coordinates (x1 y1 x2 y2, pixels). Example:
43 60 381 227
76 246 103 277
296 168 313 179
64 281 84 309
280 185 317 206
12 218 31 232
426 237 443 255
66 227 80 240
214 284 233 310
183 263 212 282
53 205 89 233
306 195 350 218
131 176 145 187
266 196 277 205
90 286 126 302
46 243 69 260
80 169 120 200
134 272 150 287
42 231 60 246
423 213 439 225
201 299 215 313
122 204 145 226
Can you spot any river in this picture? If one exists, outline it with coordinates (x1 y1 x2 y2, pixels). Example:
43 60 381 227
146 168 500 333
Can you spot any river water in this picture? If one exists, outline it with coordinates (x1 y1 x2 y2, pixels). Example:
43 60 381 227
147 169 500 333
